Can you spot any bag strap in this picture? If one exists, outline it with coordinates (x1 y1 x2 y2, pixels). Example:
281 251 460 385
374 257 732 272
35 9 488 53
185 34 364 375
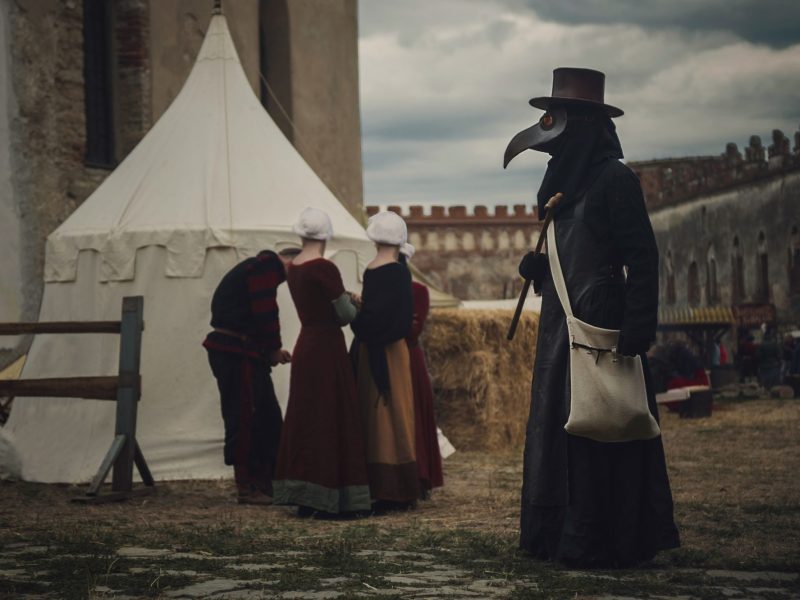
546 219 574 318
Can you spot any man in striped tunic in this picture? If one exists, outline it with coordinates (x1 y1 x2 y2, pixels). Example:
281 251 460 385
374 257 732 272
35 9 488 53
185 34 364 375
203 249 297 504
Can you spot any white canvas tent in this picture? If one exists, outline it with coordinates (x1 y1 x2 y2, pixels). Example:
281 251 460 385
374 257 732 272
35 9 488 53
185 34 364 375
3 13 376 483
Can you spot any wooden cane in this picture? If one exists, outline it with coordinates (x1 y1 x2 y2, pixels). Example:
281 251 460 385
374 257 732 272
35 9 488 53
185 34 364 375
506 193 563 341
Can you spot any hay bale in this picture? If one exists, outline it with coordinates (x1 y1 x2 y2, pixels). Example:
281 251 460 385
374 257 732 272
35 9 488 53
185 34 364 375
422 308 539 452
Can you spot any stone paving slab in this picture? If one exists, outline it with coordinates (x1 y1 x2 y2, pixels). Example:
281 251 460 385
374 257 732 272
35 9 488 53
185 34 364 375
356 550 437 560
228 562 285 571
5 546 800 599
1 544 49 556
117 546 173 558
165 578 252 598
282 591 342 599
706 569 799 582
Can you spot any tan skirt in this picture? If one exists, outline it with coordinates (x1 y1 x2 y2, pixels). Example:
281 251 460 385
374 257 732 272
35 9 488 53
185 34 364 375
356 340 419 503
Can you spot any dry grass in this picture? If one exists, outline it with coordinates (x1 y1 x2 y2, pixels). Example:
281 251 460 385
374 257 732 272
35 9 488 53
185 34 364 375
658 399 800 569
0 399 799 599
424 308 538 451
1 399 797 573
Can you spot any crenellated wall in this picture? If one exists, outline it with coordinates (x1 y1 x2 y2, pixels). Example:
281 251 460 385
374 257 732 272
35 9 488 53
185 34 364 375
630 128 800 212
368 128 800 312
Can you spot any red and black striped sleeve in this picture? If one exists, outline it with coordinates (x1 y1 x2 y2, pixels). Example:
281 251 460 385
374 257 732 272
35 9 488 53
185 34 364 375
246 251 286 353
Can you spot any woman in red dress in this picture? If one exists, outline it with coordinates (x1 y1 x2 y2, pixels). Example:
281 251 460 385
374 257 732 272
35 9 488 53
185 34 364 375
400 244 444 497
273 208 371 515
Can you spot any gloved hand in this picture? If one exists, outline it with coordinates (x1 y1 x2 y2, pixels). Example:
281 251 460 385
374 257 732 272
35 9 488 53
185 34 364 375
518 252 549 294
617 334 651 357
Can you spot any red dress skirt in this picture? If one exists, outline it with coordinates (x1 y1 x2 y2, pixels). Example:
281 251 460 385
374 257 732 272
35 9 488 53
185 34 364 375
272 258 370 513
408 282 444 493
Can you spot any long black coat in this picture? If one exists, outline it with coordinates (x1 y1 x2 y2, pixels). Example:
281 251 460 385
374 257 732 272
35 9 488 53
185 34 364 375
520 159 680 567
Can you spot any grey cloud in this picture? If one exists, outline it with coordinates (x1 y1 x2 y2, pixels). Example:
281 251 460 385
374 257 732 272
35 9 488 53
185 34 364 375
509 0 800 48
357 1 800 209
362 105 509 142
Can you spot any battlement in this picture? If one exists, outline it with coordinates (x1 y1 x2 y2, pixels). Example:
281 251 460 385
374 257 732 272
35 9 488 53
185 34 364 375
631 126 800 212
365 204 538 225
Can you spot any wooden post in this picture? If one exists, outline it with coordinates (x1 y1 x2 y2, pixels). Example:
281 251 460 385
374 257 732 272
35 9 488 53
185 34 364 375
111 296 144 492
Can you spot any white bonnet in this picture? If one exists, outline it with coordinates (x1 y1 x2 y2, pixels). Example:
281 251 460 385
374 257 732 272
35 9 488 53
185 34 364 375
292 207 333 241
366 211 407 246
400 242 415 260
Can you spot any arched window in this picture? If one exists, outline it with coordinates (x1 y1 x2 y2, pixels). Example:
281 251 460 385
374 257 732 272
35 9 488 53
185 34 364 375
688 261 700 307
481 230 494 251
731 236 745 304
706 244 718 305
790 225 800 298
513 230 526 250
84 0 117 167
462 231 476 251
755 231 769 302
498 231 510 250
665 250 676 305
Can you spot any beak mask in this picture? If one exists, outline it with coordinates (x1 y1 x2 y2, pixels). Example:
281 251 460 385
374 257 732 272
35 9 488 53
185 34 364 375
503 107 567 168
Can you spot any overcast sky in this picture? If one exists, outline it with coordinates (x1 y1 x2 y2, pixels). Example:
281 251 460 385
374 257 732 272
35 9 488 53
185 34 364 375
357 0 800 209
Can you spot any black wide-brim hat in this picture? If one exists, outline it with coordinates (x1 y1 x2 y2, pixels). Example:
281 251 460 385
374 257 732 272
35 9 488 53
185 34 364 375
529 67 623 118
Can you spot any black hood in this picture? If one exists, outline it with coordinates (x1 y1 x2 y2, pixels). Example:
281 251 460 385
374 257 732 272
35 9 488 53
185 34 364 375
536 107 623 219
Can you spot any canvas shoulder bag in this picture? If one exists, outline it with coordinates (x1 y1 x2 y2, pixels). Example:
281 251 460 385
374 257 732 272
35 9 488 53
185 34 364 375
546 221 661 443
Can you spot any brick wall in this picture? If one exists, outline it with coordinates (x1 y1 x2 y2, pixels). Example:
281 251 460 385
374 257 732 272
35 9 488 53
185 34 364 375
113 0 151 158
630 128 800 212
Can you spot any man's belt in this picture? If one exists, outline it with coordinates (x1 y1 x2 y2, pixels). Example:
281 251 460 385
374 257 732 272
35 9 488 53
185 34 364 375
213 327 249 342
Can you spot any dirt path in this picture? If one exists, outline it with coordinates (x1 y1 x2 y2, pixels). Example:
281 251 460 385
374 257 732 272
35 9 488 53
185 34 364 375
1 399 798 599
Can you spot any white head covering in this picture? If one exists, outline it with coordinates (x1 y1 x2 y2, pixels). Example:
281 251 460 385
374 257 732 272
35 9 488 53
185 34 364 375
292 207 333 241
400 242 416 260
366 211 407 246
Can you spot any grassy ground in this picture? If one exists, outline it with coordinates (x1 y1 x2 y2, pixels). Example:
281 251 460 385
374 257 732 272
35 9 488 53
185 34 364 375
0 398 798 599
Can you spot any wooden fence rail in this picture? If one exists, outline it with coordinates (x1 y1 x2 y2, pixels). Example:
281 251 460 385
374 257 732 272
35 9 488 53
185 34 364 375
0 376 121 400
0 296 153 503
0 322 122 335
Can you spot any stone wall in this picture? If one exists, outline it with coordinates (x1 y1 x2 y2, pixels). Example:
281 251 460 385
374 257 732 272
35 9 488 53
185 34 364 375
149 0 260 122
114 0 152 158
630 128 800 212
7 0 110 336
0 0 21 359
650 170 800 324
260 0 363 218
366 204 541 300
1 0 364 367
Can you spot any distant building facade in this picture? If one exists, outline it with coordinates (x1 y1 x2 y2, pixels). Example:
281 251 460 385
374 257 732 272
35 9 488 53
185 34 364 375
371 128 800 325
0 0 362 363
645 129 800 325
367 204 542 300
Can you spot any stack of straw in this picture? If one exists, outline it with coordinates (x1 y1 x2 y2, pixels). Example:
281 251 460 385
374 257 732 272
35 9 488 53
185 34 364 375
422 308 539 452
